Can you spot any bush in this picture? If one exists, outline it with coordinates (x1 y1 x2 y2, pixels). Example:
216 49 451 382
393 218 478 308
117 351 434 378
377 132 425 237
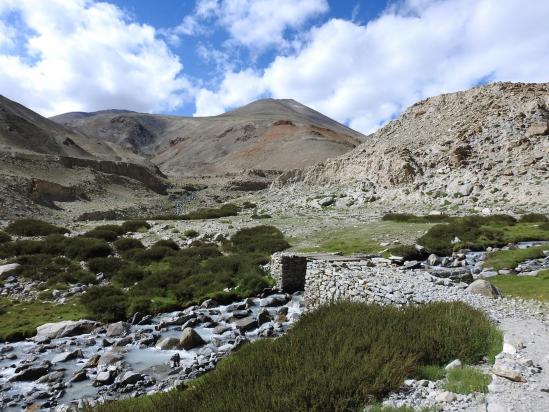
242 201 257 209
0 240 44 257
124 246 175 265
121 220 151 232
540 222 549 231
64 237 112 260
10 255 95 286
113 266 147 286
381 213 451 223
387 245 427 261
92 301 501 412
5 219 68 236
113 237 145 251
152 239 180 250
228 225 290 255
0 231 11 243
87 257 126 276
80 286 128 322
519 213 548 223
183 229 199 238
84 224 125 241
182 203 241 220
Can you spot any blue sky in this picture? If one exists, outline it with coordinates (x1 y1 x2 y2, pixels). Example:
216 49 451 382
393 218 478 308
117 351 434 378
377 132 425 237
0 0 548 133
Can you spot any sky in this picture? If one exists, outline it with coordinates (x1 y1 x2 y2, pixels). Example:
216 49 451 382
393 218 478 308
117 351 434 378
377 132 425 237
0 0 548 134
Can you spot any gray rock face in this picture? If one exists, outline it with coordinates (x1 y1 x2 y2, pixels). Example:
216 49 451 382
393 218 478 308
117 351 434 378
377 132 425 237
466 279 502 298
106 322 131 338
155 337 180 350
35 320 98 341
97 352 123 368
179 328 205 350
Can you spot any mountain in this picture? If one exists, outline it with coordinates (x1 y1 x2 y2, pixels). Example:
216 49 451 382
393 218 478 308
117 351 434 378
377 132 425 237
51 99 365 177
0 96 168 219
276 82 549 210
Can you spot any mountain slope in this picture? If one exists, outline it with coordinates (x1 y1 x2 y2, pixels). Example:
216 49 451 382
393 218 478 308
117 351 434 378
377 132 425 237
51 99 365 176
276 82 549 208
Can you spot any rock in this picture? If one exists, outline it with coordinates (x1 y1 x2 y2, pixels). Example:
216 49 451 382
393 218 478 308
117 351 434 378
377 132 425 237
97 352 123 367
427 254 439 266
498 269 512 275
257 309 272 326
36 371 64 384
479 270 498 279
435 391 457 402
403 260 421 269
0 263 19 275
155 337 180 350
234 317 258 332
200 299 218 308
493 359 525 382
52 349 83 363
9 365 50 381
317 197 335 207
213 324 231 335
106 321 131 337
458 183 473 196
260 294 289 307
94 371 113 386
117 371 144 386
445 359 462 370
179 328 206 350
526 122 549 136
70 370 88 382
34 320 97 341
465 279 502 298
83 354 100 368
113 336 133 347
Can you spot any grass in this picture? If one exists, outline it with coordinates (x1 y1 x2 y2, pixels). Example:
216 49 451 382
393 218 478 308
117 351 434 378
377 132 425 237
89 301 501 412
490 270 549 302
442 366 491 394
292 222 434 255
0 298 87 342
484 246 546 271
368 406 440 412
415 365 446 381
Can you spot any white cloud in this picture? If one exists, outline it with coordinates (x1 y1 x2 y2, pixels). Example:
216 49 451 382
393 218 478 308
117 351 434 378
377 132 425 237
195 69 267 116
177 0 329 50
0 0 190 116
197 0 549 133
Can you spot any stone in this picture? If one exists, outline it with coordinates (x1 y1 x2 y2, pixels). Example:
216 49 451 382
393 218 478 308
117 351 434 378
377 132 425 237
526 122 549 136
427 254 439 266
70 370 88 382
52 349 83 363
34 320 98 341
493 359 525 382
435 391 457 402
106 321 131 337
260 294 289 307
317 197 335 207
9 365 50 381
465 279 502 298
179 328 206 350
94 371 113 386
445 359 462 370
84 354 100 368
257 309 272 326
403 260 421 269
213 324 231 335
155 337 180 350
479 270 498 279
0 263 19 275
97 352 123 367
234 317 258 332
117 371 144 386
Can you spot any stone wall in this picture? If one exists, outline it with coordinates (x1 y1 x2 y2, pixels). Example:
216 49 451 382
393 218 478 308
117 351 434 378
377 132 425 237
270 253 308 293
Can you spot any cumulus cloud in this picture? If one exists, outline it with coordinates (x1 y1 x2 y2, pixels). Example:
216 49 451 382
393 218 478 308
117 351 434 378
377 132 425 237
0 0 190 116
197 0 549 132
177 0 329 50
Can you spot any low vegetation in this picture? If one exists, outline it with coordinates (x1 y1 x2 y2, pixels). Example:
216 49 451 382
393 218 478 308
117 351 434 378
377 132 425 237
490 269 549 302
5 218 68 236
90 302 501 412
442 366 491 394
518 213 548 223
483 246 546 271
382 213 451 223
121 219 151 232
0 298 87 342
0 231 11 243
154 203 241 220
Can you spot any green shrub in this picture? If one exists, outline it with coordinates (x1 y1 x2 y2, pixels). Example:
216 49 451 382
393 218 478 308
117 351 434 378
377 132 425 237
242 201 257 209
124 246 175 265
113 237 145 251
540 222 549 231
227 225 290 255
0 240 44 257
443 366 491 394
182 203 241 220
113 266 147 286
152 239 180 250
519 213 548 223
484 246 546 271
87 257 126 276
121 220 151 232
91 301 500 412
64 237 112 260
183 229 199 238
10 255 95 286
382 213 451 223
84 224 125 241
5 219 68 236
80 285 128 322
251 213 272 219
387 245 427 261
0 231 11 243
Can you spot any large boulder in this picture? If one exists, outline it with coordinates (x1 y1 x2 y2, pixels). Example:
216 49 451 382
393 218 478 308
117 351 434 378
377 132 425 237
234 317 258 332
155 337 180 350
35 320 98 341
179 327 205 350
465 279 502 298
9 364 50 381
52 349 83 363
97 351 123 368
106 321 131 337
0 263 19 275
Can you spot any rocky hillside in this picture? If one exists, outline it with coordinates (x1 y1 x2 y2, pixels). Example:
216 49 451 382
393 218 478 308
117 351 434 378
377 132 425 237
0 96 168 219
277 82 549 211
52 99 365 177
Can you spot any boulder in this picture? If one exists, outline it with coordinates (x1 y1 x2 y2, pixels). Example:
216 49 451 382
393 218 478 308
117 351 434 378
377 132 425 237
35 320 98 341
155 337 180 350
117 371 144 386
445 359 462 370
526 122 549 136
94 370 113 386
106 321 131 338
260 294 289 307
465 279 502 298
97 351 123 367
234 317 258 332
317 197 335 207
179 328 205 350
0 263 19 275
257 309 272 326
213 324 231 335
435 391 457 402
9 365 50 381
52 349 83 363
427 254 439 266
493 359 525 382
